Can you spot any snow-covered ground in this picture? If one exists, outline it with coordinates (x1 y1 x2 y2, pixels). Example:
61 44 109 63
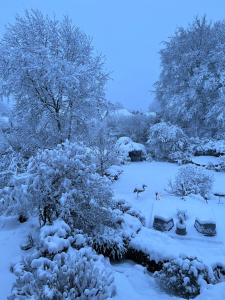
112 160 225 298
0 160 225 299
0 216 38 299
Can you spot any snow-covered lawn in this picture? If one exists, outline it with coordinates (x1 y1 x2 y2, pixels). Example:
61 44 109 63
113 161 225 236
113 161 225 265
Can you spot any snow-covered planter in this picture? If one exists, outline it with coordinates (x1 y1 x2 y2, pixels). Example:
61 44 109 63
169 164 213 199
153 216 174 232
194 219 216 237
155 256 216 299
176 210 187 235
115 137 146 162
147 122 190 162
176 221 187 236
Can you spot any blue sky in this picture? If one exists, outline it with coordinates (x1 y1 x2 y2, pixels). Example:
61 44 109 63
1 0 225 110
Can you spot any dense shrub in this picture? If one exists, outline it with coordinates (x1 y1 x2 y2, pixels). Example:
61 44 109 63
169 164 213 199
147 122 189 162
10 221 116 300
0 141 117 235
92 227 128 261
155 256 216 298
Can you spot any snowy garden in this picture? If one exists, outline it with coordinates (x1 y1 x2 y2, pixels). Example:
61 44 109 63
0 8 225 300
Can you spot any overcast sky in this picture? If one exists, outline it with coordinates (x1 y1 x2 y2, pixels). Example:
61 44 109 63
1 0 225 110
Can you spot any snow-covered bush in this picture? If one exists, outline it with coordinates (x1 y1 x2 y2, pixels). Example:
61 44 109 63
92 227 128 261
115 199 146 226
169 164 213 199
1 141 117 234
155 256 216 298
191 138 225 157
147 122 189 162
116 136 146 162
10 220 116 299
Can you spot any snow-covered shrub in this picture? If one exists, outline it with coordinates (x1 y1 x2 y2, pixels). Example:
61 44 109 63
92 227 128 261
39 220 72 256
115 199 146 226
10 248 116 300
192 138 225 157
10 220 116 299
206 155 225 172
1 141 117 234
169 164 213 199
115 136 146 162
155 256 216 298
147 122 190 162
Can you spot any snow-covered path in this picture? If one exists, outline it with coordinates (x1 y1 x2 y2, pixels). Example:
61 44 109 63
113 261 178 300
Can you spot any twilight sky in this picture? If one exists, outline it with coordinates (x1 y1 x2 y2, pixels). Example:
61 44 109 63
1 0 225 110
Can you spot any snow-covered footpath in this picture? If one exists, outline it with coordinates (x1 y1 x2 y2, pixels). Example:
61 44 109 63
1 160 225 299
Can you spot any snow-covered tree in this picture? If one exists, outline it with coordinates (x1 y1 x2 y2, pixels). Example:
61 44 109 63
169 164 213 199
86 121 119 176
155 256 216 298
147 122 189 161
156 17 225 137
0 10 108 155
107 111 155 143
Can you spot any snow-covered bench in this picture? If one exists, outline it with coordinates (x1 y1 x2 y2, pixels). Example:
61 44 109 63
194 218 216 237
153 215 174 232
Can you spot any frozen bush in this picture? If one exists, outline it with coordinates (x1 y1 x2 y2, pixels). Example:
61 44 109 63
10 248 116 300
147 122 189 161
10 220 116 299
155 256 216 298
92 227 128 261
169 164 213 199
2 141 117 233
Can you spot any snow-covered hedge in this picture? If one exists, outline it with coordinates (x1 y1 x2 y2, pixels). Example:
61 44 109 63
155 256 216 298
169 164 213 199
147 122 190 162
192 138 225 157
10 221 116 300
